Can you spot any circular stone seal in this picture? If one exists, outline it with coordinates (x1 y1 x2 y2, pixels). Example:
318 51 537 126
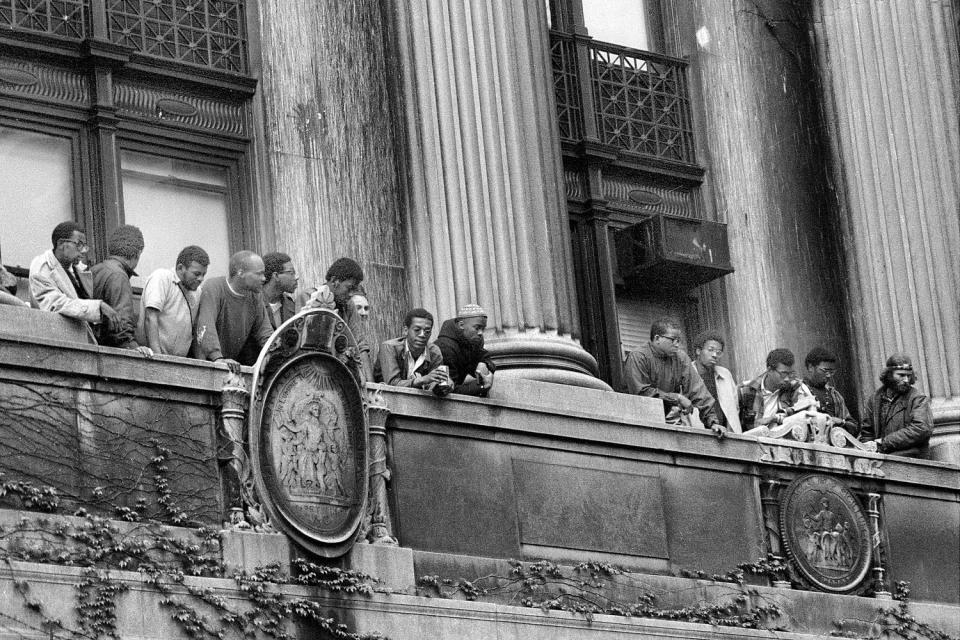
249 309 368 558
778 474 872 592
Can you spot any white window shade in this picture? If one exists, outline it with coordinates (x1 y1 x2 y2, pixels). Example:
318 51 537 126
120 151 230 286
0 127 73 269
616 291 687 361
582 0 651 51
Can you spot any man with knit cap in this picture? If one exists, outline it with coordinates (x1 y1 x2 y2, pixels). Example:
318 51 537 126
860 353 933 456
436 303 495 396
91 224 151 353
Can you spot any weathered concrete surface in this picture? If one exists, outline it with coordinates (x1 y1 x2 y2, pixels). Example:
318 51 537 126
0 332 228 524
374 383 960 604
0 558 957 640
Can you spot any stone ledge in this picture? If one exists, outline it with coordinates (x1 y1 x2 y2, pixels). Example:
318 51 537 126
1 558 957 640
0 330 238 394
374 384 960 492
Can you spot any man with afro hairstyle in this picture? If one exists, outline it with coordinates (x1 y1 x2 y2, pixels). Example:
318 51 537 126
689 329 741 433
92 224 150 353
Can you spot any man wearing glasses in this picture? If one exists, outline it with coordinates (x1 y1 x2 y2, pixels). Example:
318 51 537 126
802 347 858 436
624 318 724 436
739 348 816 431
260 252 299 330
29 221 120 341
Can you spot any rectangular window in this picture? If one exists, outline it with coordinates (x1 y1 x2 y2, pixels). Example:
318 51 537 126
120 151 231 286
582 0 662 52
0 126 75 269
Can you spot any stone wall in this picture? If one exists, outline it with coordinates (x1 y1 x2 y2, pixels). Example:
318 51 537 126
0 315 227 524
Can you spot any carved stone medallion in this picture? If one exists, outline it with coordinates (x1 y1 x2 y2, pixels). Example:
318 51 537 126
249 309 368 557
779 474 872 592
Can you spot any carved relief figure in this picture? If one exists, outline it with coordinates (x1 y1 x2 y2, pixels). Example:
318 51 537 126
801 497 854 570
321 409 348 497
277 395 313 488
274 389 350 500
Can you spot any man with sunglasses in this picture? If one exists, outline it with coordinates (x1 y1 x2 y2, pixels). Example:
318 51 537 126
28 221 120 342
624 318 723 436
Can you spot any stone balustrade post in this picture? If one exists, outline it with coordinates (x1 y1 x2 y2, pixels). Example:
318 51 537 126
220 371 269 530
363 389 397 545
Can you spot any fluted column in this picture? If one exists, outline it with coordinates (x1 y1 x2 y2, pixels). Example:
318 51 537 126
389 0 605 388
812 0 960 461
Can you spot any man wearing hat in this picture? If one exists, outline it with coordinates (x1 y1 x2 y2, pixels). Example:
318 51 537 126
435 303 495 396
860 353 933 456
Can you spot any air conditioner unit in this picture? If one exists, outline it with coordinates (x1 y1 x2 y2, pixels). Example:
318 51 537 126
614 214 734 291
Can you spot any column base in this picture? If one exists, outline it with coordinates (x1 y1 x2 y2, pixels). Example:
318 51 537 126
484 331 611 391
930 397 960 464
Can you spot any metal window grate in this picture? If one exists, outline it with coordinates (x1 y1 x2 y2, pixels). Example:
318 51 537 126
0 0 88 39
549 31 696 165
106 0 247 73
589 41 694 163
550 32 583 142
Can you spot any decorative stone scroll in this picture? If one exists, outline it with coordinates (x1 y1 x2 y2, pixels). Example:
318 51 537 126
778 474 873 593
248 309 369 558
748 411 884 477
747 411 876 451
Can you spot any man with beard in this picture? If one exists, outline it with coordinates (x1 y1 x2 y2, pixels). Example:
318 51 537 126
137 245 209 357
436 303 495 396
29 221 120 342
376 307 450 393
860 354 933 456
624 319 723 436
739 348 816 431
196 250 273 372
802 347 858 435
690 330 741 433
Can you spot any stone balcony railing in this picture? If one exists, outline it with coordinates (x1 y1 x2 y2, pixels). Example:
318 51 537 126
0 304 957 607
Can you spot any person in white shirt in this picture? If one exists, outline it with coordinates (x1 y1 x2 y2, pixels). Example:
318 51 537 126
137 245 209 357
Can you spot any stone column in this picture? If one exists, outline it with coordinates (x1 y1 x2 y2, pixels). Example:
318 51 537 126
387 0 605 389
812 0 960 462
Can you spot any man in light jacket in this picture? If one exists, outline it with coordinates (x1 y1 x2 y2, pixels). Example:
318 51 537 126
29 221 119 341
690 330 742 433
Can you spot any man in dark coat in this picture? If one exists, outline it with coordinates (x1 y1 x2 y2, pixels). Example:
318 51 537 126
436 303 495 396
860 353 933 456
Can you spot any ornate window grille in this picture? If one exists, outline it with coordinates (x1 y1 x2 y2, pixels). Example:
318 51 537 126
0 0 88 39
107 0 247 73
549 31 695 166
589 41 694 163
0 0 247 73
550 31 583 142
